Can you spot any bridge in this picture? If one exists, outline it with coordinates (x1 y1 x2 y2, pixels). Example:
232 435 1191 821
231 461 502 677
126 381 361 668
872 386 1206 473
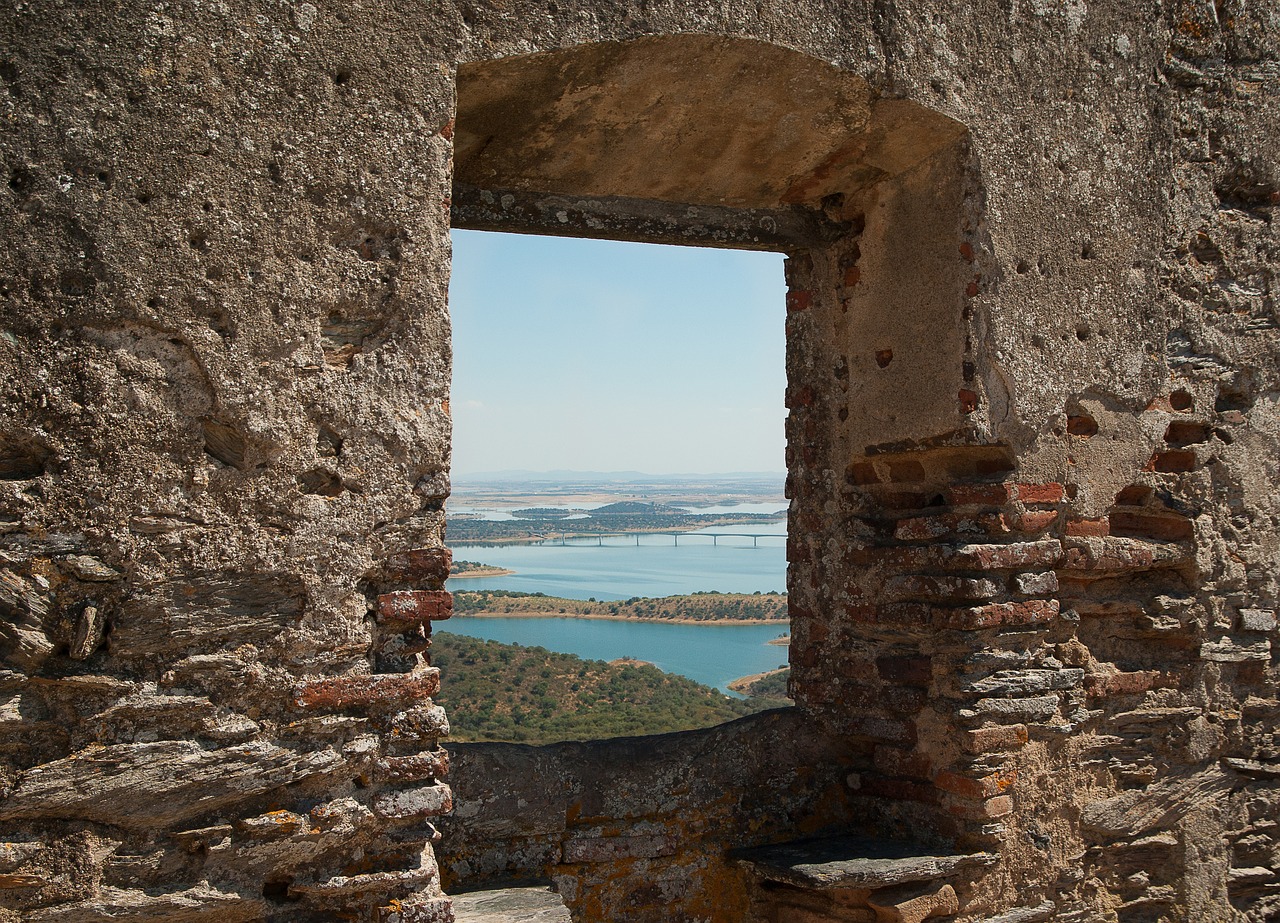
541 531 786 547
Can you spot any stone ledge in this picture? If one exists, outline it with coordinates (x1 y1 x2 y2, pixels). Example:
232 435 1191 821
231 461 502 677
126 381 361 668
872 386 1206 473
451 885 571 922
729 835 997 890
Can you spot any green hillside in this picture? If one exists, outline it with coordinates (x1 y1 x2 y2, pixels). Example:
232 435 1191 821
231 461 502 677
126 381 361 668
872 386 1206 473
430 632 789 743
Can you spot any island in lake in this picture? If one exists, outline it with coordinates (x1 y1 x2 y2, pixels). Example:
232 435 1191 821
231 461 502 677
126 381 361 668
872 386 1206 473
447 473 787 545
452 589 788 624
449 559 515 579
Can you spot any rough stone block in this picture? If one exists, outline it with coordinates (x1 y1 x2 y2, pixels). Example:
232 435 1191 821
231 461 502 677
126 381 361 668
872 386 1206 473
562 833 677 863
873 746 933 780
1240 608 1277 632
846 715 917 746
375 898 456 923
0 741 342 831
968 668 1083 697
377 750 450 783
388 703 451 742
1012 571 1059 596
1084 671 1172 697
373 782 453 820
1200 637 1271 662
962 540 1063 570
1060 537 1189 574
858 775 939 804
885 574 1002 602
110 575 306 656
876 655 933 688
972 696 1060 720
867 882 958 923
23 884 267 922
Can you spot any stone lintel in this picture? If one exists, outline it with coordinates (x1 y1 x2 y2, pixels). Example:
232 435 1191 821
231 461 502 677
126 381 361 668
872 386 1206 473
451 183 845 252
729 835 997 890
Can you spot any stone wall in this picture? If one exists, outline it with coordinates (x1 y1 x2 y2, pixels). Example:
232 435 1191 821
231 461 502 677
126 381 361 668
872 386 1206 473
1 0 1276 921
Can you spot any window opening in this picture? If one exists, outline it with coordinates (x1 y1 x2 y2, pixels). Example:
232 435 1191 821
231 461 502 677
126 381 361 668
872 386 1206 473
438 229 793 743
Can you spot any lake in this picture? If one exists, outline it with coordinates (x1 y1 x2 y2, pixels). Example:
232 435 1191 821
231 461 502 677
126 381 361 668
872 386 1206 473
446 522 787 600
440 618 789 694
444 521 790 693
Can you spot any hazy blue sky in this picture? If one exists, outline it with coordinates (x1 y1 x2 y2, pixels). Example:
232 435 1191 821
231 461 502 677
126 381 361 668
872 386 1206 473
448 230 787 476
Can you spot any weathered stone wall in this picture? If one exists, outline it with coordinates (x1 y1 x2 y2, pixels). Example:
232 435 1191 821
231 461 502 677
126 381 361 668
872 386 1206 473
436 710 858 922
1 0 1276 921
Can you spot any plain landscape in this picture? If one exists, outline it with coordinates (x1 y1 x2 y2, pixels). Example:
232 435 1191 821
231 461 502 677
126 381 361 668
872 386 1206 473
442 474 791 741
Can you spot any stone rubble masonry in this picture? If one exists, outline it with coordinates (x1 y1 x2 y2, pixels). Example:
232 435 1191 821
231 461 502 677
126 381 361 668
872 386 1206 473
2 1 1278 922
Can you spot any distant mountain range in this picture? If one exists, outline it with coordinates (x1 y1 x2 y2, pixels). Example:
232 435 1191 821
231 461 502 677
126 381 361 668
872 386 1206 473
453 469 785 484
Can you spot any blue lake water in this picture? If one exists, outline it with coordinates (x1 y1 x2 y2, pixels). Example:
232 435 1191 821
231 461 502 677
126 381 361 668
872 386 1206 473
440 618 790 694
444 522 790 693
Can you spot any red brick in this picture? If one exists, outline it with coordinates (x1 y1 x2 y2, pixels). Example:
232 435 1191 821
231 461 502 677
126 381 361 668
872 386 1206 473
1066 414 1098 437
947 793 1013 819
934 768 1016 799
378 590 453 627
787 385 817 408
847 461 881 485
1012 509 1058 533
786 290 813 312
1165 420 1210 445
843 266 862 286
886 459 927 483
946 483 1013 506
1065 517 1110 537
1015 483 1065 505
963 725 1028 754
959 242 975 262
958 389 979 413
296 669 440 712
965 279 980 298
1149 449 1197 473
876 490 932 511
382 547 451 586
950 599 1059 630
1109 509 1193 541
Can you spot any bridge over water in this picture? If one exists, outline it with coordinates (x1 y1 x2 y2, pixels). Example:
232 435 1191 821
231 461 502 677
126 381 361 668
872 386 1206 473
541 531 786 547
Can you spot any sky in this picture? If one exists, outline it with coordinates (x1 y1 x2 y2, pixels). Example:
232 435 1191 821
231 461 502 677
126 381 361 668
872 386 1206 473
448 230 787 476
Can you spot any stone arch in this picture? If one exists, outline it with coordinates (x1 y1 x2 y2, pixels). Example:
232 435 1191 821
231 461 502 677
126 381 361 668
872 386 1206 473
441 32 1010 919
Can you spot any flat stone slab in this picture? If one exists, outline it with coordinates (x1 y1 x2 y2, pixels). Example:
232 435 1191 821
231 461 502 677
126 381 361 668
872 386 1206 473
730 835 997 890
452 886 571 923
